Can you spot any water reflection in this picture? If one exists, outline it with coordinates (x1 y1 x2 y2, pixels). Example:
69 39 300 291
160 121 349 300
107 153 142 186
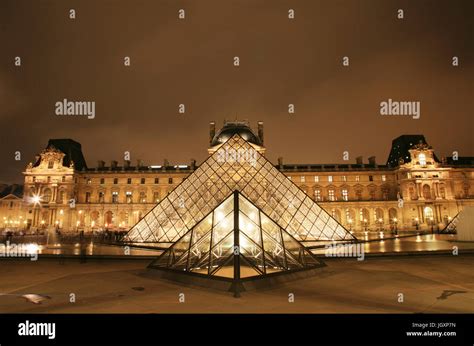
312 234 474 255
15 242 161 257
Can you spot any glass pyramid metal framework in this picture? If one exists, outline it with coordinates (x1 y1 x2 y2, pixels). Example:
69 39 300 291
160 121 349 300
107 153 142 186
125 134 355 246
149 191 325 296
150 191 323 273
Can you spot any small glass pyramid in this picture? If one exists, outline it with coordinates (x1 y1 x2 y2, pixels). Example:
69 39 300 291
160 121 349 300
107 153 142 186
149 191 325 282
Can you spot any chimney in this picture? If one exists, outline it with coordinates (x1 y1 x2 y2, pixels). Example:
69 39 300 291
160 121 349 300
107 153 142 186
368 156 376 166
355 156 363 165
110 160 118 170
278 157 283 169
124 160 130 169
257 121 264 145
97 160 105 169
209 121 216 144
190 158 196 170
136 159 142 168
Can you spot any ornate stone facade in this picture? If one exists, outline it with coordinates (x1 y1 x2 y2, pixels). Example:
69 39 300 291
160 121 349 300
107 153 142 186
2 122 473 233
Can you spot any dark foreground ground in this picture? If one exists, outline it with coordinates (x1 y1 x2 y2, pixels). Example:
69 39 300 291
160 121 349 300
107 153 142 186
0 254 473 313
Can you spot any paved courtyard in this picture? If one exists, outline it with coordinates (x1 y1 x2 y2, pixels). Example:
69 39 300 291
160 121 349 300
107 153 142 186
0 254 473 313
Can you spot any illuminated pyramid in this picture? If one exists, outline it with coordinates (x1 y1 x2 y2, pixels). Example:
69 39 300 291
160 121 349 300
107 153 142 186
125 134 355 246
149 191 325 296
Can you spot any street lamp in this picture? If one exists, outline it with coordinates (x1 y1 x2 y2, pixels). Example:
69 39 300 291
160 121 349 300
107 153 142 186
31 194 41 205
392 217 398 235
447 216 452 226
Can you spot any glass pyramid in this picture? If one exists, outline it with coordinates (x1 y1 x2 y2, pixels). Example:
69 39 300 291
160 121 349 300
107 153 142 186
148 191 325 281
125 134 355 246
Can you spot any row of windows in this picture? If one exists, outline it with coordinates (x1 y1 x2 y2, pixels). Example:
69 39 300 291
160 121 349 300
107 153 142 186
86 177 176 185
85 191 161 204
314 188 389 201
32 176 67 183
290 175 387 183
30 176 177 185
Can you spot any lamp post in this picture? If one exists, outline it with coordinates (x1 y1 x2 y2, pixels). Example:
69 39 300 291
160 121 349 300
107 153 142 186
393 217 398 235
447 216 452 226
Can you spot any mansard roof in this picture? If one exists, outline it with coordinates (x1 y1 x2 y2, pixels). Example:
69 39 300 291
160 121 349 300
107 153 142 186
35 139 87 171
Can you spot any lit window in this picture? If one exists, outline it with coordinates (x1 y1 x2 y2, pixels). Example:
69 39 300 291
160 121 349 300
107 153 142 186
112 191 119 203
139 191 147 203
314 190 321 201
342 176 347 182
87 178 92 184
342 189 348 201
98 192 105 203
153 192 160 202
382 175 386 182
355 175 360 182
126 191 132 203
328 189 335 201
301 176 305 183
314 176 319 183
85 192 91 203
328 176 333 182
419 153 426 166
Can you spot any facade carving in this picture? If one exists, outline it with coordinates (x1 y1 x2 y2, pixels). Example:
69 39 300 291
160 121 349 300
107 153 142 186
1 123 473 233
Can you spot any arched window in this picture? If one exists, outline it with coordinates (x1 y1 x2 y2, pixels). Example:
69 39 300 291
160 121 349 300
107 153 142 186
360 208 370 224
375 208 384 223
389 208 398 222
424 207 434 221
139 191 147 203
439 185 446 199
43 189 52 203
57 190 65 204
422 184 431 199
409 185 416 200
105 211 114 227
418 153 426 166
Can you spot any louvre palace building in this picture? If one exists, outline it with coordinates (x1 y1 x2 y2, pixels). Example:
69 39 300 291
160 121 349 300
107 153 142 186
1 121 473 234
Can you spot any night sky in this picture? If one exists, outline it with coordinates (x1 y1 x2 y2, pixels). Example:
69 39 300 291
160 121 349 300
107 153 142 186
0 0 472 183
